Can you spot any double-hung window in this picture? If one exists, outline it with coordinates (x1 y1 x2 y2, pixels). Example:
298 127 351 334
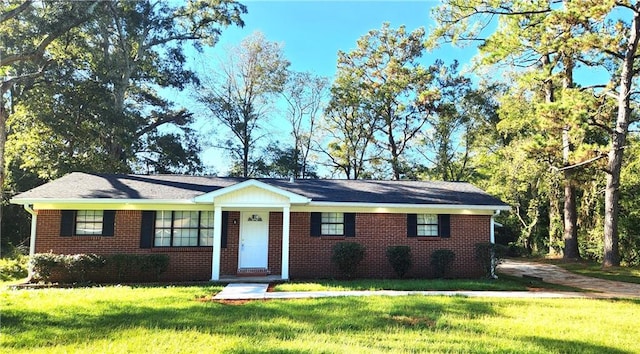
60 210 115 237
153 211 214 247
321 212 344 235
310 212 356 237
75 210 104 235
407 214 450 238
417 214 439 237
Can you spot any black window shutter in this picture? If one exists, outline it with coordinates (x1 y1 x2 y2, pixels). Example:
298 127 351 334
102 211 116 236
407 214 417 237
60 210 76 236
439 214 451 238
221 211 229 248
310 212 321 236
344 213 356 237
140 211 155 248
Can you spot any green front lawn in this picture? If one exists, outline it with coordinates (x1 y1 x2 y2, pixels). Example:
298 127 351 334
2 284 638 353
273 275 582 292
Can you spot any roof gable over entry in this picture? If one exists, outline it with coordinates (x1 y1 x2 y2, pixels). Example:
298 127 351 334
193 179 310 206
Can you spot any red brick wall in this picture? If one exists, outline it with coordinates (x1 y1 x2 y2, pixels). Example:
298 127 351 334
220 211 240 275
268 212 283 275
35 210 212 282
288 212 489 279
34 209 490 281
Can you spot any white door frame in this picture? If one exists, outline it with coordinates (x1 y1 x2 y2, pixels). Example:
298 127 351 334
238 211 269 269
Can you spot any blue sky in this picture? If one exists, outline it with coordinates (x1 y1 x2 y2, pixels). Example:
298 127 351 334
201 0 476 79
190 0 480 175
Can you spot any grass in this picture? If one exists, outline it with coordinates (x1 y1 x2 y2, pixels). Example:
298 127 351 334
273 276 583 292
3 284 638 353
539 258 640 284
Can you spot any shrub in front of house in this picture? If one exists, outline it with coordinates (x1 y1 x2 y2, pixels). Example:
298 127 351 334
386 245 412 278
0 255 28 281
475 242 508 278
430 249 455 278
331 242 366 278
30 253 170 283
30 252 64 282
139 254 170 281
64 254 106 283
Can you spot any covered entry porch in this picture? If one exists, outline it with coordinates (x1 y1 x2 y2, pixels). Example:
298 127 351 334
193 180 311 281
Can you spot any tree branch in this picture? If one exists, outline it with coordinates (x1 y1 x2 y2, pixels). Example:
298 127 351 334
550 154 608 173
0 0 32 23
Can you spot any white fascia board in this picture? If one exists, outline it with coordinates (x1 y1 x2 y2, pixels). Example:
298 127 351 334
302 201 511 211
193 179 311 204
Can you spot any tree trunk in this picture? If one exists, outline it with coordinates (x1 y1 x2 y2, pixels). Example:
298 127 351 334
603 5 640 267
561 56 580 260
548 183 563 256
563 173 580 259
0 102 6 242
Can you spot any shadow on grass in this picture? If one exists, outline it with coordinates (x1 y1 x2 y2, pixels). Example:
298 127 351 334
522 336 632 354
2 296 491 349
2 293 637 352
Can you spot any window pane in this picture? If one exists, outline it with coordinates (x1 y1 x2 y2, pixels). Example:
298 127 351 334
154 229 171 247
76 222 102 235
199 229 214 246
174 211 198 228
417 214 437 225
75 210 103 235
200 211 214 228
322 212 343 223
321 223 344 235
417 225 438 236
155 211 172 228
173 228 198 246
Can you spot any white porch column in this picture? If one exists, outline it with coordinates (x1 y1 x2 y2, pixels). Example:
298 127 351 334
211 206 222 281
281 205 290 280
24 205 37 278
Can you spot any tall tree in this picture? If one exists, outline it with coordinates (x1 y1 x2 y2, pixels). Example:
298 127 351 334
431 0 637 266
416 64 498 182
334 23 439 180
282 72 328 178
3 0 245 248
1 0 105 243
5 0 246 177
199 32 290 177
322 74 380 179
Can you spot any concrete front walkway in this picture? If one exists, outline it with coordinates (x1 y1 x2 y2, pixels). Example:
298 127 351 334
213 260 640 300
498 259 640 299
212 284 587 300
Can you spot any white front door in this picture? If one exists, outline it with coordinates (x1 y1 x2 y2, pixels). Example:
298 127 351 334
239 211 269 269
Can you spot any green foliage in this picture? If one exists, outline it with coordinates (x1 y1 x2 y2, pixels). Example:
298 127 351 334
64 254 106 283
385 245 413 278
4 0 247 183
30 253 170 283
138 254 170 281
0 255 28 281
331 242 366 278
474 242 508 279
430 249 456 278
198 31 290 177
30 253 64 281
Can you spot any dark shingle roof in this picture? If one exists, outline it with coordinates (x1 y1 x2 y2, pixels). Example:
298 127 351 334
11 172 508 207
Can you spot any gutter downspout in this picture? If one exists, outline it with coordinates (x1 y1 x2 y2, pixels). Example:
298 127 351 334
490 210 501 279
23 205 37 279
